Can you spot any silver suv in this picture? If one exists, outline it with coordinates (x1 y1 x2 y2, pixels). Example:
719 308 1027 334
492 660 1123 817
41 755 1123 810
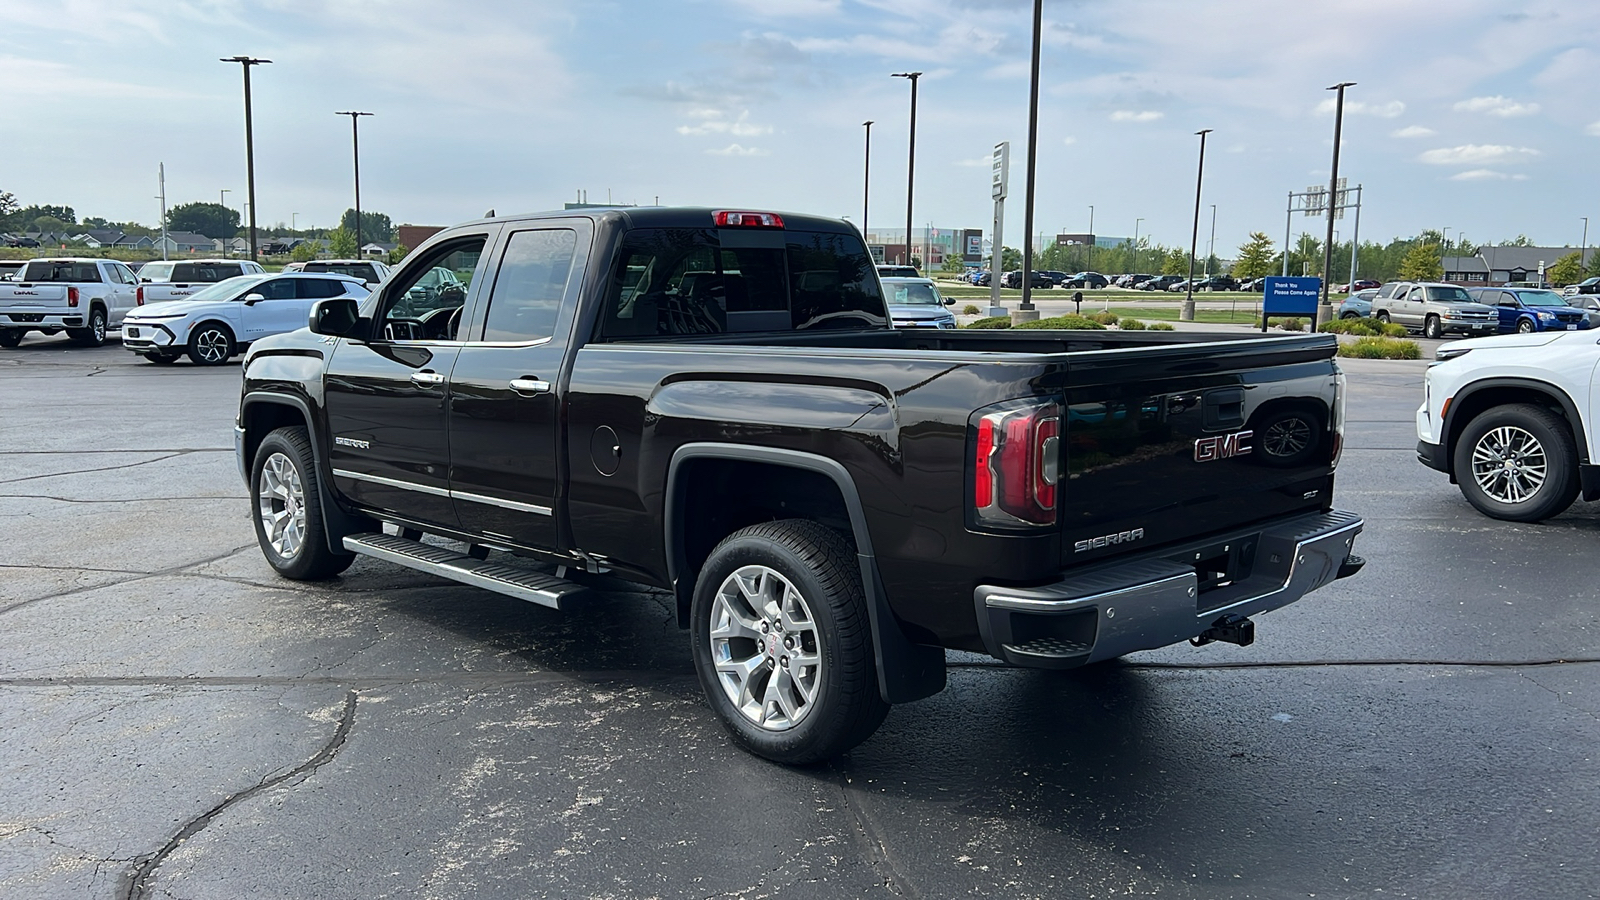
1370 281 1498 339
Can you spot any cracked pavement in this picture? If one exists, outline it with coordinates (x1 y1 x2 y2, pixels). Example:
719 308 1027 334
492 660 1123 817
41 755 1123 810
1 338 1596 899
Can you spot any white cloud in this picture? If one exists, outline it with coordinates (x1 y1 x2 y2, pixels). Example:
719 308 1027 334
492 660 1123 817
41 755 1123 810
677 110 772 137
1450 169 1508 181
1110 110 1163 123
1453 96 1541 117
1586 121 1600 137
1062 136 1077 146
1391 125 1435 138
1419 145 1540 166
706 143 769 156
1316 98 1405 118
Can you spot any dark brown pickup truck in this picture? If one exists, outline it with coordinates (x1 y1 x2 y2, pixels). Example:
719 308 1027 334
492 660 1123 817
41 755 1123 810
236 207 1364 762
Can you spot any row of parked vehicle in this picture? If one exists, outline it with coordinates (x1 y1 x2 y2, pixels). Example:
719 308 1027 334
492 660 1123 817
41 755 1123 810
0 256 399 362
1335 281 1600 337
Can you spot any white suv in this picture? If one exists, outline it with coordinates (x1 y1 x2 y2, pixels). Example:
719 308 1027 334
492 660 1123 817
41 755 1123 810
1417 331 1600 521
122 272 369 366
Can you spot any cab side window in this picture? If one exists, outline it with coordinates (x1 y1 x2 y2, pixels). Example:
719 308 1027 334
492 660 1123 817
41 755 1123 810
378 237 487 342
480 229 578 343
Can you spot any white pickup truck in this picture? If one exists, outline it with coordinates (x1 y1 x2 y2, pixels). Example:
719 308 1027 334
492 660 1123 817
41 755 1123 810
0 258 142 347
1417 331 1600 521
136 258 265 304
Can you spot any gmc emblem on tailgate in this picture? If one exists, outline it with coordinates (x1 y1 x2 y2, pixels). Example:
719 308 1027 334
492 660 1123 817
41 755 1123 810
1194 429 1253 462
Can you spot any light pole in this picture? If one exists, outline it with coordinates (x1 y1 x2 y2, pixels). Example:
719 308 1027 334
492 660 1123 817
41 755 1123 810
219 189 232 256
1133 218 1143 275
1182 128 1213 321
861 120 873 237
292 212 298 231
1014 0 1045 316
337 111 374 255
1318 81 1355 327
1581 217 1589 269
1206 204 1217 279
221 56 270 259
891 72 921 268
1088 204 1095 275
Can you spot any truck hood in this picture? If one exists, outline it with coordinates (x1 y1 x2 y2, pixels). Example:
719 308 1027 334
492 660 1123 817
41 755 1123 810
1446 332 1565 351
888 304 953 321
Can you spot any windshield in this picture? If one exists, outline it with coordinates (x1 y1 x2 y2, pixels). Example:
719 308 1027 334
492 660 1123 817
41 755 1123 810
167 274 268 303
1517 290 1568 307
138 262 174 282
886 282 942 305
1425 286 1473 302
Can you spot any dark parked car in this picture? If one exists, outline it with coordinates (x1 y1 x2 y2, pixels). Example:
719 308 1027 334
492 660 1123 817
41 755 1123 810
1141 274 1184 292
1562 276 1600 298
1062 271 1109 289
1037 270 1069 285
1336 289 1378 319
1115 273 1154 289
1238 277 1267 292
1001 270 1054 289
1468 287 1593 334
1176 275 1237 292
235 205 1364 763
1336 279 1380 293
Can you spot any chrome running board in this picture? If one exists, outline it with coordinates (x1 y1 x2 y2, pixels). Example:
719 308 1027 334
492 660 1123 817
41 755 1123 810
342 532 584 611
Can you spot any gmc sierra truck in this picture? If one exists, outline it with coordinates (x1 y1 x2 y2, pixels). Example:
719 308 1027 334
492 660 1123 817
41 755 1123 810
136 259 266 305
0 257 142 346
236 207 1365 763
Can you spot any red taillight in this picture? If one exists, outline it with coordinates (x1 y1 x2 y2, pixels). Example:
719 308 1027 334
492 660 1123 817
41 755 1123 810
136 286 145 305
973 400 1061 528
714 210 784 228
68 287 79 307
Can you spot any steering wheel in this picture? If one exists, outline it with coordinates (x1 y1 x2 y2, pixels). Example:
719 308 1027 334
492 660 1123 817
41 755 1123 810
382 318 426 341
418 306 458 341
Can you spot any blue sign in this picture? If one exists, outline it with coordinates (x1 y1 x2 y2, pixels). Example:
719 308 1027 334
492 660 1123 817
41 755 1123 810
1263 276 1321 316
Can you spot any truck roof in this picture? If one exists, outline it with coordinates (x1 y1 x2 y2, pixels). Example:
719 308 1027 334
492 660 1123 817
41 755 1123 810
453 206 857 235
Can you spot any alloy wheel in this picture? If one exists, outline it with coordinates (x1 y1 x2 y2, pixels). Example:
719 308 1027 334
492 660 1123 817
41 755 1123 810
92 312 106 343
195 328 229 363
257 452 307 559
1470 425 1547 504
708 564 823 731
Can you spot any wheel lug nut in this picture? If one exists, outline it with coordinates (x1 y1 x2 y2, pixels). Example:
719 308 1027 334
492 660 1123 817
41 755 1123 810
780 656 789 667
784 637 794 649
761 621 769 633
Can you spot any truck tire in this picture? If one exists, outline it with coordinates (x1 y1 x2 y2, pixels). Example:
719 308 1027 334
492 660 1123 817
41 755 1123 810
68 307 108 346
187 321 235 366
1423 315 1442 339
0 329 22 348
251 426 355 580
691 519 888 764
1374 311 1390 324
1453 404 1579 522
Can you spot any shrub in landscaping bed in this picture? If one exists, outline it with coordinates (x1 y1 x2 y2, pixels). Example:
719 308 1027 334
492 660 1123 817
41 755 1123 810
1337 336 1421 359
1320 318 1409 338
962 304 981 315
964 316 1012 329
1088 311 1119 325
1149 321 1175 331
1278 317 1305 332
1119 318 1146 330
1013 315 1107 330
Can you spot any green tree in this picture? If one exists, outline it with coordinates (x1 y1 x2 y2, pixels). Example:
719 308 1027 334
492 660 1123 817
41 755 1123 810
290 240 320 262
1547 251 1584 286
1504 234 1534 247
939 254 963 275
1233 232 1277 281
1160 247 1188 276
386 243 410 266
32 215 71 233
167 202 240 239
1587 250 1600 279
0 191 18 218
328 225 359 258
986 246 1022 272
1398 243 1444 282
339 209 393 242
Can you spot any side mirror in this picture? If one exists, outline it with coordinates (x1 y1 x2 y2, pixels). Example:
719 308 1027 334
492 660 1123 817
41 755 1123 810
942 297 955 305
309 298 363 337
242 293 266 305
140 277 151 283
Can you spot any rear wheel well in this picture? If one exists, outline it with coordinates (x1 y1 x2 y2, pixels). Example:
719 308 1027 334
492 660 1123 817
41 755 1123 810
672 458 854 627
1446 385 1583 472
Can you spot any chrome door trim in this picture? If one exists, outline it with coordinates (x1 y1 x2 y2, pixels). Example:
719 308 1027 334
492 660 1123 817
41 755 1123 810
332 467 452 498
450 489 554 516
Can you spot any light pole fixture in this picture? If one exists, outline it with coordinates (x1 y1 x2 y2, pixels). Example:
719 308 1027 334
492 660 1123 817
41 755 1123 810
861 120 873 237
1182 128 1213 321
1015 0 1044 314
891 71 921 268
1318 81 1355 326
1206 204 1217 279
221 56 271 259
1441 226 1451 271
1583 217 1590 269
337 111 375 254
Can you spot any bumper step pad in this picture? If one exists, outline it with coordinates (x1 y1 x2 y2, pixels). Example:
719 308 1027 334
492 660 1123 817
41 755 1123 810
342 532 584 610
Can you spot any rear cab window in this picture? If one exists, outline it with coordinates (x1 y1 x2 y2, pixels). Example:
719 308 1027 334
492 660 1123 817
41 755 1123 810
598 227 886 339
171 263 243 283
20 261 102 282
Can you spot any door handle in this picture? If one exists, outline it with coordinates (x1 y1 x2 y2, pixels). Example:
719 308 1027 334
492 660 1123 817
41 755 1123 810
410 370 445 386
509 378 551 395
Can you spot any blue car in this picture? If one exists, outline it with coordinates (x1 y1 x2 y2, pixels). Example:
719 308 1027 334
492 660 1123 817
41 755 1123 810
1468 287 1593 334
1337 289 1377 318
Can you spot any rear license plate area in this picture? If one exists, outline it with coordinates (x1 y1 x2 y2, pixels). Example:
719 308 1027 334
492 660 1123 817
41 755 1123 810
1169 537 1259 612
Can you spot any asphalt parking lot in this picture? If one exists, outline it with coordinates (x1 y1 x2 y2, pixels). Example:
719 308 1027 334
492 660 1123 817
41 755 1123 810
3 330 1597 900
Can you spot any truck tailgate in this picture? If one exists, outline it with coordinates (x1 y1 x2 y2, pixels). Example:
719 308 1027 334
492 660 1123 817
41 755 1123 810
0 285 71 311
1058 339 1341 576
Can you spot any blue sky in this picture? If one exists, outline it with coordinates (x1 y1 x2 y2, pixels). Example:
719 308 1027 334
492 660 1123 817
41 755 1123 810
4 0 1598 254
